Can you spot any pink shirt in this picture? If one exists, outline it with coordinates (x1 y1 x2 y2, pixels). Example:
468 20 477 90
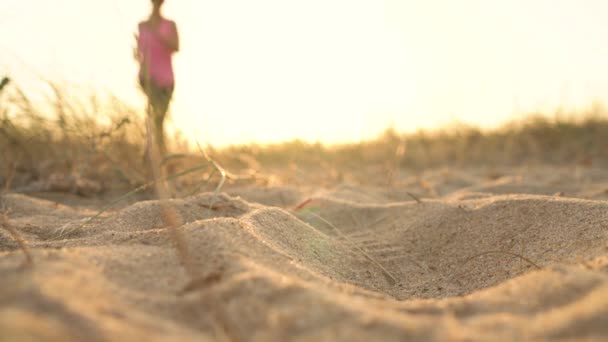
137 19 177 87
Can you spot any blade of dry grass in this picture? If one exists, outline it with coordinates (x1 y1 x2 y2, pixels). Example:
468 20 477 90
186 169 217 197
0 207 33 267
144 115 205 282
406 192 422 204
462 250 542 270
302 211 398 285
195 142 227 214
79 162 212 227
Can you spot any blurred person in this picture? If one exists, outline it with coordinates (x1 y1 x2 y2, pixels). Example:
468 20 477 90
135 0 179 158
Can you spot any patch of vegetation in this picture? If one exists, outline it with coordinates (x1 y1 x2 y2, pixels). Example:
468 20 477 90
1 79 606 194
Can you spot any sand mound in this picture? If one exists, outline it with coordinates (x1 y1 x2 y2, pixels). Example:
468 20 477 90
226 186 302 207
1 169 608 341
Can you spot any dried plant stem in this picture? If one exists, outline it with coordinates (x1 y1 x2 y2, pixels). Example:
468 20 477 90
1 160 33 265
81 162 211 226
146 118 198 279
463 250 542 270
179 142 256 340
305 212 398 285
0 211 33 266
406 192 422 204
293 198 313 211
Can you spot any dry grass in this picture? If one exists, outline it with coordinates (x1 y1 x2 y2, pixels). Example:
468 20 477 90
213 109 608 174
1 80 148 192
2 79 608 194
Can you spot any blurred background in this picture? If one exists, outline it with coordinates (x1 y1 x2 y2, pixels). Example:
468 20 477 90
2 0 608 146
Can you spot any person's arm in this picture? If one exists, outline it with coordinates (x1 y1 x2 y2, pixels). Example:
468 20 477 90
133 34 142 62
134 23 144 62
160 21 179 52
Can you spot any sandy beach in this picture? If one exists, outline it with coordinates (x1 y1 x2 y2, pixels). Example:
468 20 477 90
3 0 608 339
1 164 607 341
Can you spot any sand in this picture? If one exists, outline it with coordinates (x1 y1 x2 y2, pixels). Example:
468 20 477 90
1 165 608 341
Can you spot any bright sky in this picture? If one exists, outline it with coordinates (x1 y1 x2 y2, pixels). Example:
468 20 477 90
2 1 608 146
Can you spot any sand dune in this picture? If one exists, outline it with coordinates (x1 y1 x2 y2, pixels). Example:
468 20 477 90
1 167 608 341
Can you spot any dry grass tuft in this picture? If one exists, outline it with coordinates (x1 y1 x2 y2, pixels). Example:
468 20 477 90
3 79 608 195
211 106 608 175
1 79 148 193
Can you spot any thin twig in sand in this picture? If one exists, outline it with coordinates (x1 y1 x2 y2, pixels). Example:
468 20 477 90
462 250 542 270
406 192 422 204
195 141 262 212
80 163 212 227
0 209 33 267
304 211 398 285
209 160 226 209
186 169 216 197
1 157 33 266
195 142 227 214
443 250 541 291
293 198 313 211
146 120 198 279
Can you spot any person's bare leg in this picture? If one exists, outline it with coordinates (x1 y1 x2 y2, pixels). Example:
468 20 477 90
154 106 167 157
